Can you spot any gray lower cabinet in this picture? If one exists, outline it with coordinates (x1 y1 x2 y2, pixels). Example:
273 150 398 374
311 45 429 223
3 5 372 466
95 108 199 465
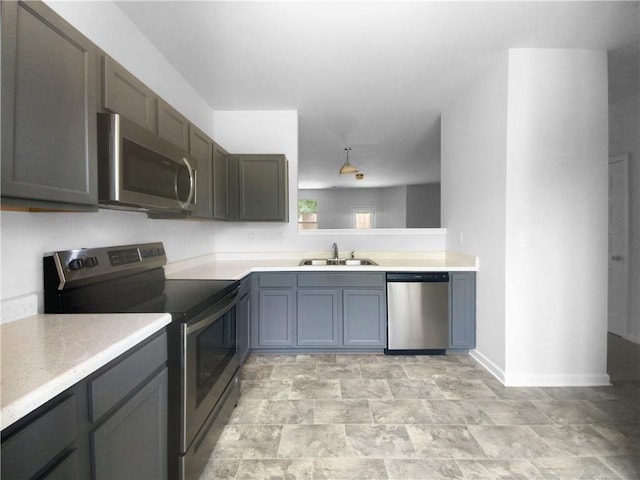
237 275 252 363
253 272 386 350
297 289 340 346
91 369 167 480
343 289 386 347
0 394 79 479
252 273 295 348
1 332 168 480
257 289 295 347
449 272 476 349
1 0 98 210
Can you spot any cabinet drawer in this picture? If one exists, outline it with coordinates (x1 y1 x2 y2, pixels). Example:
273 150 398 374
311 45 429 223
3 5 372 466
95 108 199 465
297 273 385 288
89 332 167 422
43 450 80 480
1 395 77 479
259 273 295 288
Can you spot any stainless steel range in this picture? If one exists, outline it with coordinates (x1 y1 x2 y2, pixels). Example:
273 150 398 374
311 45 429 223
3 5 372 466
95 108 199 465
44 242 240 479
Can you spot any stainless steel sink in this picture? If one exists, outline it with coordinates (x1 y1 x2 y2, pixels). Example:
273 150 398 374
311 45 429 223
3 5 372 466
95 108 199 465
298 258 378 266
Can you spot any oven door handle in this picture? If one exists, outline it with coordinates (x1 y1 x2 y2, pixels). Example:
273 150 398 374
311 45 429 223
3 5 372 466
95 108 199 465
185 289 239 335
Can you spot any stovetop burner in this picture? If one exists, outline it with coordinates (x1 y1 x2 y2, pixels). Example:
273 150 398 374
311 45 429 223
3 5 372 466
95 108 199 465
43 242 238 320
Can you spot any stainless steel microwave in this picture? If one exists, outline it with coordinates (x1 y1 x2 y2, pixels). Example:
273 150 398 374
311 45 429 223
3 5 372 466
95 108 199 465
97 113 197 212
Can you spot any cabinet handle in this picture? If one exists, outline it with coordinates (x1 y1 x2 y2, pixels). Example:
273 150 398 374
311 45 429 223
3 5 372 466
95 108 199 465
611 255 623 261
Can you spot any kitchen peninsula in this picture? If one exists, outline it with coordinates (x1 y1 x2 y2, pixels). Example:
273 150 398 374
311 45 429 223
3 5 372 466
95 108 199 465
165 250 478 358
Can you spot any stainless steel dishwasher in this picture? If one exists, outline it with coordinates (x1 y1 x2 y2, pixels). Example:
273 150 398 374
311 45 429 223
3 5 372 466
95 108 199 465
385 272 449 355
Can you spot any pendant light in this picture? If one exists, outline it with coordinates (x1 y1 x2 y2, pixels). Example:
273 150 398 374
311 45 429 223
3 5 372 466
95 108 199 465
339 147 359 175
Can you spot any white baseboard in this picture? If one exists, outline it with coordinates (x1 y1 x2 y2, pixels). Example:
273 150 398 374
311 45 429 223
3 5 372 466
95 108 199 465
470 349 505 384
470 348 611 387
503 372 611 387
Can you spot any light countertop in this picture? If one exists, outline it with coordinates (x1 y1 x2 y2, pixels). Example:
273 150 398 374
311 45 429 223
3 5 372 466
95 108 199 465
165 250 478 280
1 313 171 430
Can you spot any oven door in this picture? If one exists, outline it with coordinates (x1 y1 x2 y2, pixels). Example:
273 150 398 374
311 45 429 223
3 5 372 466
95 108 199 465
181 288 239 453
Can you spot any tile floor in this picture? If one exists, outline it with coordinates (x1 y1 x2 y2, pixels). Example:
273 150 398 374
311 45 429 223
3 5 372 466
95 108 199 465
200 353 640 479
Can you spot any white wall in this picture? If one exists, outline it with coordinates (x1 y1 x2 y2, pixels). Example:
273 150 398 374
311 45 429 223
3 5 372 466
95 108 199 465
443 49 609 386
442 52 510 377
407 183 441 228
382 187 407 228
298 188 386 229
45 1 215 134
211 112 447 253
0 210 217 309
0 1 448 311
504 49 609 386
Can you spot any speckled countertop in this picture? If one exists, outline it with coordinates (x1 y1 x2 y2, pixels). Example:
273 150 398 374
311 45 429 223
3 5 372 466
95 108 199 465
0 313 171 430
165 250 478 280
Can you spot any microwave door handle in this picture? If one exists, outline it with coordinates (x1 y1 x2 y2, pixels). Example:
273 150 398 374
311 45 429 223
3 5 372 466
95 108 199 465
178 157 195 209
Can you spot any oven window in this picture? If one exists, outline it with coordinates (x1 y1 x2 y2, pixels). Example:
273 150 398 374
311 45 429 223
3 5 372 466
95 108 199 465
195 308 236 406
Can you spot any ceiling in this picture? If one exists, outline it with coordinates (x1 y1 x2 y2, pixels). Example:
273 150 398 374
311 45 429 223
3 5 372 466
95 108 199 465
115 1 639 189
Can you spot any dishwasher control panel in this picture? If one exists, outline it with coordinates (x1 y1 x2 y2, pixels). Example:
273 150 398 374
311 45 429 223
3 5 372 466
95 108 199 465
386 272 449 282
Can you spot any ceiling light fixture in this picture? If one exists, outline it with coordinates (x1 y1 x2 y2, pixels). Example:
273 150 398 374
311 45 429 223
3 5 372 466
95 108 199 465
339 147 359 175
355 173 364 180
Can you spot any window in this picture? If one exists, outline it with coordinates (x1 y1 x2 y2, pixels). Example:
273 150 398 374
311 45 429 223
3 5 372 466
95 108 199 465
351 206 376 229
298 199 318 230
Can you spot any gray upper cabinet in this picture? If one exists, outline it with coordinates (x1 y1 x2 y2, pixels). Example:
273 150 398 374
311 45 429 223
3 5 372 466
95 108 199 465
449 272 476 349
158 99 189 151
102 55 156 132
238 155 289 222
213 143 234 221
188 125 214 219
1 1 98 209
214 153 288 222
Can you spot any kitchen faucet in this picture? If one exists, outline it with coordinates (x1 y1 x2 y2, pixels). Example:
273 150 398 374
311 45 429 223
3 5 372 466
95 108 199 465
332 242 339 259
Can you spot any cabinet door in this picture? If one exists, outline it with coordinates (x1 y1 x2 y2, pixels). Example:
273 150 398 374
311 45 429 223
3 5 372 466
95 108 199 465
449 272 476 349
213 143 234 220
343 290 386 347
257 289 294 347
91 368 168 480
1 1 97 207
238 155 289 222
103 56 156 132
1 395 78 479
237 288 251 363
297 290 339 346
158 99 189 151
188 125 214 218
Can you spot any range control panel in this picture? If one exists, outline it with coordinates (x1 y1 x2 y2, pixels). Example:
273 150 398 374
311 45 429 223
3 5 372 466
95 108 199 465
45 242 167 290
